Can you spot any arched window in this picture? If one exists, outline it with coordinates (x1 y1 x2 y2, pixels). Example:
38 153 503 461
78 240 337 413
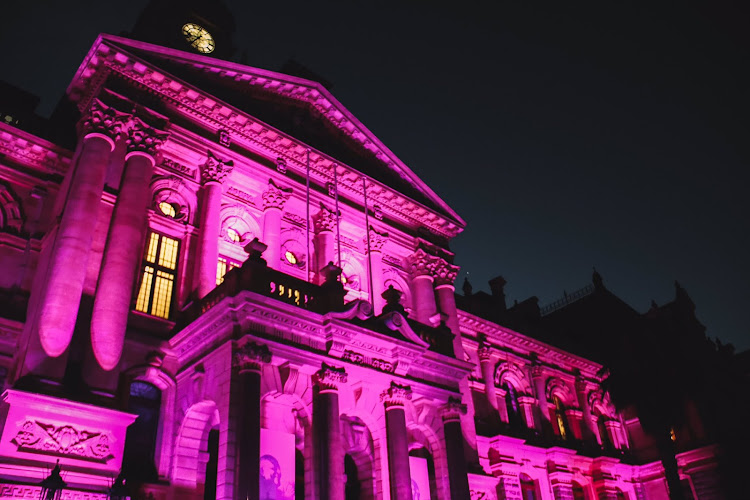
520 474 538 500
572 481 586 500
552 395 569 440
123 381 161 481
345 454 361 500
204 428 219 500
503 382 522 428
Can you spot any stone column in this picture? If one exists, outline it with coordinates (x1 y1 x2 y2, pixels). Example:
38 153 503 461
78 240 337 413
405 249 438 325
478 341 498 411
530 364 551 435
91 117 168 371
313 363 347 500
495 387 510 424
37 99 128 359
517 396 537 429
575 377 596 441
365 226 388 314
441 397 471 500
195 151 233 299
261 179 291 270
381 382 413 500
232 341 272 500
434 258 463 357
312 203 337 284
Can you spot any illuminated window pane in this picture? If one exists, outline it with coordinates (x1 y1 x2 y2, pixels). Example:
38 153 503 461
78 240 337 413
158 202 176 218
135 266 155 313
285 251 297 265
216 257 240 285
158 236 179 270
227 228 241 242
145 233 159 264
151 271 174 318
135 233 179 320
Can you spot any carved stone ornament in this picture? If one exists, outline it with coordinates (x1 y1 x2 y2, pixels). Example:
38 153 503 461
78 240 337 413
440 396 467 422
404 248 439 279
312 203 339 233
200 150 234 184
233 341 272 373
380 381 413 408
11 420 114 462
276 156 288 174
126 117 170 156
433 258 460 287
79 98 129 140
262 178 293 211
313 363 348 391
366 225 389 254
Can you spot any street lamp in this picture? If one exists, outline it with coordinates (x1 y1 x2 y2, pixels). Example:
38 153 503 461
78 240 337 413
108 472 130 500
39 461 66 500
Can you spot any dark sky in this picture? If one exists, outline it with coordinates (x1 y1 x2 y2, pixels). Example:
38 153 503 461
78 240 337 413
3 1 749 350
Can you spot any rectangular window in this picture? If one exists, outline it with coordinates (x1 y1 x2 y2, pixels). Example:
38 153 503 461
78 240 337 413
216 256 240 285
135 232 179 319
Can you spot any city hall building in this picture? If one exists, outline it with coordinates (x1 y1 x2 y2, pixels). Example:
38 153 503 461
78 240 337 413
0 3 722 499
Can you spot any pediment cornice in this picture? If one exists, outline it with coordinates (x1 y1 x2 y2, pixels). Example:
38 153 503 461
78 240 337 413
0 123 71 175
67 35 464 238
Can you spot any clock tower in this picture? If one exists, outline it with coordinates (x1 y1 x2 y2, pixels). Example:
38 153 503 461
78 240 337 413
129 0 236 59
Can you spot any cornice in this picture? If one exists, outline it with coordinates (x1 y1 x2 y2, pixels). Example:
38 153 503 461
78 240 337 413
67 36 463 239
0 123 71 175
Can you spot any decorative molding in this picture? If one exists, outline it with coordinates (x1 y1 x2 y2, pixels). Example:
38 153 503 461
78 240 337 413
79 98 129 140
404 248 439 278
161 157 195 178
433 258 460 287
365 225 389 254
233 341 272 373
126 116 170 156
11 420 114 462
312 202 338 233
440 396 467 422
342 350 396 373
380 381 412 408
0 124 71 174
283 212 307 228
262 178 292 211
226 186 256 205
313 363 348 391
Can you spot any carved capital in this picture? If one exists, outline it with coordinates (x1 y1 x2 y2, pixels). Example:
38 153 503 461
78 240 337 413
478 346 493 362
200 150 234 184
440 396 467 422
366 225 389 254
531 364 545 378
312 203 339 233
433 258 460 287
79 98 129 141
233 341 272 373
262 178 292 211
404 248 439 279
380 381 412 409
126 117 170 156
313 363 348 391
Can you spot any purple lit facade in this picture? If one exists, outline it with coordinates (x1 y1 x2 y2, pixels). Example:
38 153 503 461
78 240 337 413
0 33 721 500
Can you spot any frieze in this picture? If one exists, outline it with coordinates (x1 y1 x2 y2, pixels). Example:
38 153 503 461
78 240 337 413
349 338 388 355
0 125 70 174
161 157 195 178
342 350 396 373
11 420 114 462
283 213 307 228
90 50 462 238
382 254 404 270
175 314 232 357
227 186 256 205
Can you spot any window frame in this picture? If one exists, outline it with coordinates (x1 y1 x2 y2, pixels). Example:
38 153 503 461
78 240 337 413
134 230 181 320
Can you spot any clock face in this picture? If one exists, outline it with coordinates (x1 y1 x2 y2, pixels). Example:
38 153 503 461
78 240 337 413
182 23 215 54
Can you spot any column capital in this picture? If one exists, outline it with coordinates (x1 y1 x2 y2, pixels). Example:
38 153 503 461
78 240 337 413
261 178 292 211
312 202 339 233
200 150 234 185
440 396 467 422
433 257 460 288
313 363 348 392
531 364 545 378
477 333 492 361
125 117 170 157
380 381 412 409
365 225 389 254
233 341 272 374
404 248 439 279
79 98 130 143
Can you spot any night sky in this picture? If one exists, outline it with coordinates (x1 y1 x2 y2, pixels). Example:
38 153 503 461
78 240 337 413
3 1 748 350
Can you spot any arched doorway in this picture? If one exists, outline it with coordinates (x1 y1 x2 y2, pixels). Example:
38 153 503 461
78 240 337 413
123 381 161 482
204 428 219 500
344 453 361 500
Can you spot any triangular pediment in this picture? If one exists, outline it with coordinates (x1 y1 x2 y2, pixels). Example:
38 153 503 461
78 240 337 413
74 35 464 227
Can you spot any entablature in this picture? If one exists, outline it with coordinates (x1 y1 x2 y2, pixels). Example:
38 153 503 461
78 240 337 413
0 123 71 177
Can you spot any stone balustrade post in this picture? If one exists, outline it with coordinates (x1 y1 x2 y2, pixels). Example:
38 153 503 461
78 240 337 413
91 116 168 371
441 397 472 500
313 363 347 500
195 151 233 298
232 341 272 500
36 99 128 361
365 226 388 314
312 203 337 284
261 179 291 270
381 382 413 500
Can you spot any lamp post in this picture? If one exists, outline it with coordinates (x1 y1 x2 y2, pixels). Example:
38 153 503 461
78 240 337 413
108 472 130 500
39 461 66 500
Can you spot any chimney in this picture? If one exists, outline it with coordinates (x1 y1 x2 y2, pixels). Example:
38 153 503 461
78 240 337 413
488 276 507 311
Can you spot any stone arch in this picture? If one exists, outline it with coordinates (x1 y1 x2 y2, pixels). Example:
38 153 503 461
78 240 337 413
172 400 220 487
151 175 196 225
341 414 377 500
383 268 413 314
219 203 261 244
121 363 176 480
406 402 451 500
0 182 23 233
588 389 616 418
495 362 531 395
546 376 574 406
280 227 307 273
340 250 366 301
